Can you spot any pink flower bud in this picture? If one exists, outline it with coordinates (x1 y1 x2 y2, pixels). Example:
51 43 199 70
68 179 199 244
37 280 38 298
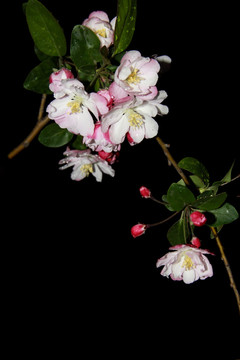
139 186 151 198
190 211 207 227
131 224 146 238
191 237 201 248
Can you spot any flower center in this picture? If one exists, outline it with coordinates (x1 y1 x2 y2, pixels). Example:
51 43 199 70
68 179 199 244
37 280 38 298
80 164 93 176
95 28 107 38
67 95 83 114
126 68 141 84
182 255 194 270
127 110 144 128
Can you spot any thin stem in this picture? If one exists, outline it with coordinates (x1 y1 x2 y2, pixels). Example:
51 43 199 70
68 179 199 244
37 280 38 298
155 136 190 186
8 95 49 159
211 227 240 314
146 211 180 228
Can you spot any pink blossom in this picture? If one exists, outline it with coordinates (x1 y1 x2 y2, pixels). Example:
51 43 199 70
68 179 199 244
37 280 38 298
82 11 116 48
98 150 119 164
101 92 168 145
139 186 151 198
114 50 160 96
46 79 98 136
156 244 214 284
131 224 147 238
49 68 74 98
59 148 115 182
190 211 207 227
83 121 121 153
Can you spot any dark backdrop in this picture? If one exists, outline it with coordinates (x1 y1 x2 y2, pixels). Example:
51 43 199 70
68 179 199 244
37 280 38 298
2 0 239 358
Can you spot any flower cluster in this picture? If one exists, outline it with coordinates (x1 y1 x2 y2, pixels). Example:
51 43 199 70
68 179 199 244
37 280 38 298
46 11 169 181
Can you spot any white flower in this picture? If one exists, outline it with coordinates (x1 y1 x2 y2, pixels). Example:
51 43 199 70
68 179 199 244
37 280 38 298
114 50 160 96
101 92 168 145
156 245 214 284
46 79 98 136
59 148 115 182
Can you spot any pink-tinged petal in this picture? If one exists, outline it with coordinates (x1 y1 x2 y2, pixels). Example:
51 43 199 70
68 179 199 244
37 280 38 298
87 11 110 22
128 126 145 144
90 92 109 116
109 82 130 102
109 114 129 144
121 50 141 63
143 116 159 139
136 86 158 100
140 58 160 76
182 270 197 284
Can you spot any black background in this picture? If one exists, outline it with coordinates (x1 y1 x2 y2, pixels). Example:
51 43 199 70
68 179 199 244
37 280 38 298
2 0 240 358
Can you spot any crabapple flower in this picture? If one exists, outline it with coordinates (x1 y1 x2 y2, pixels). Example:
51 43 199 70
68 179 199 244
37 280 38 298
139 186 151 198
156 244 214 284
114 50 160 96
59 148 115 182
101 92 168 145
83 121 121 153
82 11 116 48
46 79 98 136
49 68 74 98
190 211 207 227
131 224 147 238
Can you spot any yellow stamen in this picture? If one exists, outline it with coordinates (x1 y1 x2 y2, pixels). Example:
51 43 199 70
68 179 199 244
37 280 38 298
126 68 141 84
95 28 107 38
182 255 194 270
67 96 83 114
80 164 93 177
127 110 144 128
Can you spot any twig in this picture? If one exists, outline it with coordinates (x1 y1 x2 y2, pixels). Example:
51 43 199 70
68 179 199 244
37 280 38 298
8 95 50 159
211 227 240 314
155 134 240 314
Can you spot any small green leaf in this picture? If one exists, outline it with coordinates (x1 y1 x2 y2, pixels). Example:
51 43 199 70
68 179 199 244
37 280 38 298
193 192 228 211
70 25 102 72
178 157 210 186
207 203 239 227
221 161 235 183
113 0 137 56
38 123 73 147
26 0 66 56
167 219 187 246
23 58 57 94
167 183 196 211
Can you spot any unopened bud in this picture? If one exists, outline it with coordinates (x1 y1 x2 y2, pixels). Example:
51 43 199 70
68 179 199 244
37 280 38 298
190 211 207 227
139 186 151 198
131 224 146 238
191 237 201 248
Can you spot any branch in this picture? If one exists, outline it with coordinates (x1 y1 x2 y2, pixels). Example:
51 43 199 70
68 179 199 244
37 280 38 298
155 134 240 315
8 94 50 159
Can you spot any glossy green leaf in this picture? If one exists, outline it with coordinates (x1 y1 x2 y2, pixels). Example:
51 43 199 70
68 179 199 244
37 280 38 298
23 58 57 94
113 0 137 55
70 25 102 72
207 203 239 227
38 123 73 147
72 135 87 150
193 192 228 211
178 157 210 186
26 0 66 56
167 183 196 211
167 219 187 246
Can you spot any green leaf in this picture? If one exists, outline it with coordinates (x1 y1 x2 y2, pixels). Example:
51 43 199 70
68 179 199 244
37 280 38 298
167 218 187 246
167 183 196 211
178 157 210 186
23 57 57 94
70 25 102 73
72 135 87 150
26 0 67 57
193 192 228 211
38 123 73 147
207 203 239 227
113 0 137 56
